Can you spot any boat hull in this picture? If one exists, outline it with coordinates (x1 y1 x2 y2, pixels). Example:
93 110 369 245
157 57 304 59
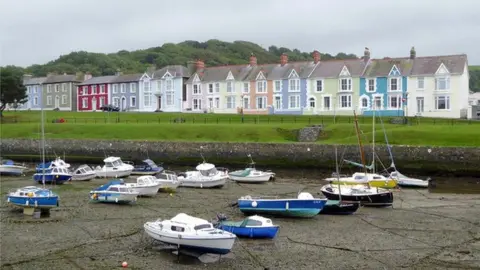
0 165 27 176
179 177 226 188
72 173 96 181
33 173 71 184
130 185 160 197
89 192 137 204
218 224 279 239
7 195 59 209
319 200 360 215
229 174 272 183
131 168 162 176
95 169 132 178
238 199 327 218
396 178 429 188
321 190 393 207
328 179 397 189
156 180 181 192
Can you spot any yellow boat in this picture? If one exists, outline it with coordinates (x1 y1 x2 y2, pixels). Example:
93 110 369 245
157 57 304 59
326 172 398 189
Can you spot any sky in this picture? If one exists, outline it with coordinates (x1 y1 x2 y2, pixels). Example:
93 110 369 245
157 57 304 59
0 0 479 67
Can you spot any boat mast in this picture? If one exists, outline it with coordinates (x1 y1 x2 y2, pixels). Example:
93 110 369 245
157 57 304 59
41 90 46 188
372 108 375 173
353 110 368 176
334 145 342 201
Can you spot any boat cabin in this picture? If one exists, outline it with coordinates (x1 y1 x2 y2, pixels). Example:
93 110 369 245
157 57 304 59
156 170 178 181
103 157 125 168
51 167 70 174
106 185 134 193
195 163 218 177
137 176 157 185
53 157 69 167
241 216 273 227
162 213 215 233
352 172 386 181
73 165 93 175
13 186 54 197
135 159 162 170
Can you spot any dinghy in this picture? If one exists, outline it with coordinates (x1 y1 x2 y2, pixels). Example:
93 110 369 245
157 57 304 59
89 180 138 204
144 213 236 255
125 176 162 196
215 214 279 239
95 156 134 178
390 171 430 188
71 164 96 181
0 158 27 176
7 186 59 209
131 159 164 175
228 155 275 183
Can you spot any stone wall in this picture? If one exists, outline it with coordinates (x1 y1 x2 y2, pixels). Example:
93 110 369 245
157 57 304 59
1 139 479 176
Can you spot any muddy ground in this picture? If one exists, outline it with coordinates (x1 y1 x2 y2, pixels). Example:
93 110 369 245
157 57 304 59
0 176 479 270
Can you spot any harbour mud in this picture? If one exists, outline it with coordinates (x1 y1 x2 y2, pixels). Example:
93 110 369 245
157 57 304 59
1 176 479 269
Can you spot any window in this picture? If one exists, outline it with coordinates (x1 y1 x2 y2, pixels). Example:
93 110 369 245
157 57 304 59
208 97 213 108
435 96 450 110
100 85 105 94
389 78 400 91
62 83 67 92
92 85 97 94
256 96 267 109
121 84 126 93
360 97 368 108
309 97 316 108
113 84 118 94
289 79 300 92
55 84 59 92
316 80 323 92
339 94 352 108
340 78 352 91
61 95 67 104
47 85 52 93
157 81 162 91
82 86 88 95
275 96 282 109
82 98 87 108
243 96 250 109
193 84 201 94
33 96 38 105
143 81 151 106
256 81 267 93
435 77 450 90
417 77 424 89
389 95 402 109
166 80 173 91
130 96 136 107
367 79 375 92
288 95 300 109
226 96 235 109
99 97 105 107
166 89 174 106
47 96 52 105
193 98 202 110
323 96 331 110
274 81 282 92
130 83 137 93
113 97 119 107
227 81 234 93
243 82 250 94
373 96 382 110
208 83 214 94
215 97 220 108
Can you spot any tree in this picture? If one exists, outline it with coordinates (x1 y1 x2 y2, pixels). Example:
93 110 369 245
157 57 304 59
0 67 28 117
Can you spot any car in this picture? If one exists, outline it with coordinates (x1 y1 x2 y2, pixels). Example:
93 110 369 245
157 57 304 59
100 104 120 112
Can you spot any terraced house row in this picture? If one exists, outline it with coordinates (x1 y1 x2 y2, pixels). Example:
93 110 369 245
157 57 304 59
19 47 470 118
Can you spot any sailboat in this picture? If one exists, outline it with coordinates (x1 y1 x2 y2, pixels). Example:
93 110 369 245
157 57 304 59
321 111 394 207
326 108 397 189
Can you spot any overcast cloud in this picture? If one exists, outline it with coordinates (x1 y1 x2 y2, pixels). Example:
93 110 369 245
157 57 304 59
0 0 479 67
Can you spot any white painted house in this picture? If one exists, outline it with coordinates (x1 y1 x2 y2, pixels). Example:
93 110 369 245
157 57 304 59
149 65 190 112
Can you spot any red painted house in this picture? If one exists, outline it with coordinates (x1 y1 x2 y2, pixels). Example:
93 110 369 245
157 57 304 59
77 74 116 111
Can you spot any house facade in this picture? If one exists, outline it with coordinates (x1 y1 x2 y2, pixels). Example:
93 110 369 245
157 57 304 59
109 74 142 111
150 65 190 112
42 74 81 111
76 74 115 111
22 75 46 110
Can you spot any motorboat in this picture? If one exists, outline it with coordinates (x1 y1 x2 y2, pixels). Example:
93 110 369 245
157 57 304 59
0 158 27 176
178 163 228 188
228 155 275 183
154 170 181 192
125 176 162 197
390 171 430 188
143 213 236 255
6 186 59 209
89 179 138 204
325 172 397 189
35 157 70 172
71 164 96 181
237 192 327 218
95 156 134 178
131 159 164 175
215 214 279 239
320 184 393 207
33 167 72 184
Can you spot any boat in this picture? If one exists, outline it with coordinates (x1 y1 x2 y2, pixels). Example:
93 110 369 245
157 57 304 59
131 159 164 175
0 158 27 176
237 192 327 218
35 157 70 173
228 154 275 183
6 186 59 209
125 176 162 197
389 171 430 188
143 213 236 255
154 170 181 192
215 214 279 239
71 164 96 181
320 184 393 207
89 179 138 204
177 157 228 188
325 172 397 189
33 167 72 184
94 156 134 178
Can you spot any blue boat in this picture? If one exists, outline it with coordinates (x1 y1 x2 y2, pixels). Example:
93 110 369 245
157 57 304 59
237 192 328 218
89 179 139 204
6 186 59 209
35 157 71 173
216 214 279 239
33 167 72 185
0 158 27 176
131 159 164 175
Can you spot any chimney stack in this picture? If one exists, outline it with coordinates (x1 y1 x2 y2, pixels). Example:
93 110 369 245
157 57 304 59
84 72 92 81
312 50 321 64
195 60 205 70
23 74 33 81
249 53 257 66
364 47 371 62
115 69 122 76
280 53 288 66
410 46 416 59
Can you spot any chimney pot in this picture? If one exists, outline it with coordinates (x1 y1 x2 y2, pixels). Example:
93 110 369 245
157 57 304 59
84 72 92 81
280 53 288 66
195 60 205 71
364 47 371 62
312 50 321 64
410 46 416 59
249 53 257 66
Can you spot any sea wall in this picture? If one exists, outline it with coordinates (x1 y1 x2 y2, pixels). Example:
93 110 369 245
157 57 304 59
1 139 480 176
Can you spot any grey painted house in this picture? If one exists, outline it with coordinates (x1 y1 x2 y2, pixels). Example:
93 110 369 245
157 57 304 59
42 74 82 111
109 74 143 111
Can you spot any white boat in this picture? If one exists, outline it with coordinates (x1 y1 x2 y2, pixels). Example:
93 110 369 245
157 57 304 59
0 158 27 176
321 184 394 207
228 155 275 183
71 164 96 181
178 163 228 188
154 170 181 191
143 213 236 255
95 156 134 178
390 171 430 188
325 172 398 189
90 180 139 204
125 176 162 196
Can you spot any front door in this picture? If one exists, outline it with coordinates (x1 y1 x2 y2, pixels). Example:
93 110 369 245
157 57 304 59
416 97 424 115
121 97 126 111
158 96 162 110
55 96 60 108
92 98 97 111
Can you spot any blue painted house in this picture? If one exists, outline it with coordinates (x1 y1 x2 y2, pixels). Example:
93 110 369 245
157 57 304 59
109 73 143 111
360 58 412 116
150 65 190 112
22 75 46 110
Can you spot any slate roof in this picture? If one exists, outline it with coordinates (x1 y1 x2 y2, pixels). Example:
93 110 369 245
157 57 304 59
43 74 81 84
110 73 143 83
152 65 190 79
409 54 467 76
77 75 117 86
23 77 47 85
310 59 368 78
363 58 413 77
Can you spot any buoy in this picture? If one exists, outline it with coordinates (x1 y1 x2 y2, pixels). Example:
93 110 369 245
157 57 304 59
122 261 128 268
169 193 173 197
